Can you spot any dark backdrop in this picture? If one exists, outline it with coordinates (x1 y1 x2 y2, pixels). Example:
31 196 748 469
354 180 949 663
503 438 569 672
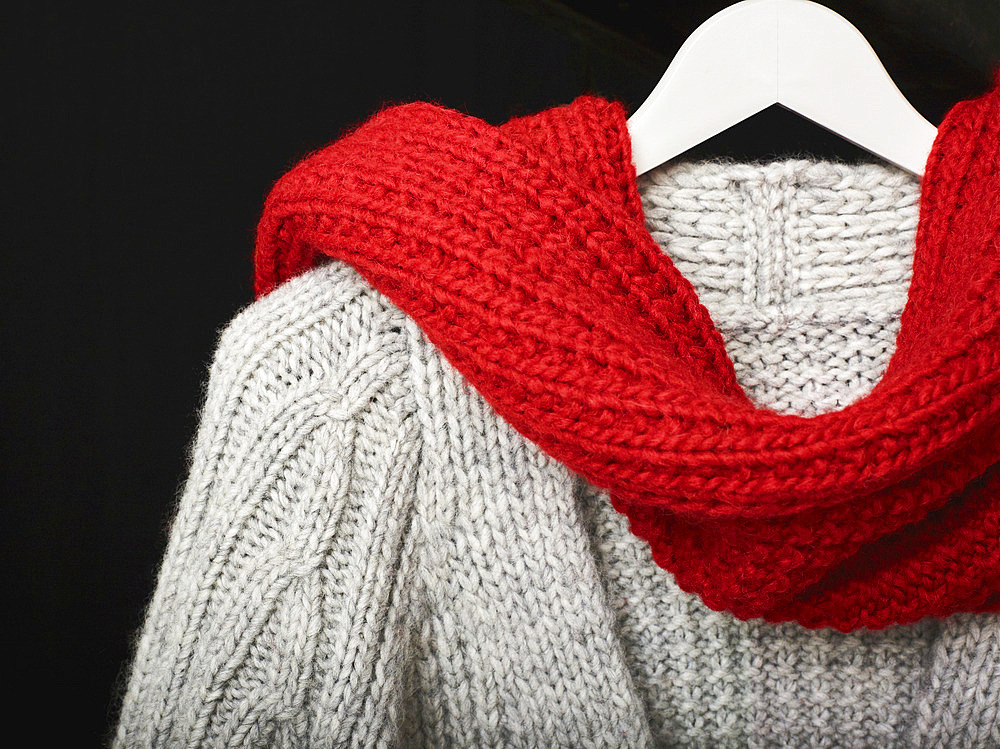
5 1 998 743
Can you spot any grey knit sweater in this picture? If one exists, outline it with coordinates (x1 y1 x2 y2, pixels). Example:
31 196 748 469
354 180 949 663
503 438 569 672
115 159 1000 748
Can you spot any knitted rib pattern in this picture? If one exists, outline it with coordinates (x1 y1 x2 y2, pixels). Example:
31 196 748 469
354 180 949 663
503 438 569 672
115 159 1000 747
638 160 918 416
253 77 1000 630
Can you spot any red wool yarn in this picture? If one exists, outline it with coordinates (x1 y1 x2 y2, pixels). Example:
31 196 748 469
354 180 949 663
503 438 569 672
254 72 1000 632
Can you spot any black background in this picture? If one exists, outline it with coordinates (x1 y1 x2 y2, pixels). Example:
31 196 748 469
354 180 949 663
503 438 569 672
5 1 998 743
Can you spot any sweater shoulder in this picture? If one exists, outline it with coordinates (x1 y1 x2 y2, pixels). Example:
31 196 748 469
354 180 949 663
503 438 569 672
216 260 412 394
180 260 421 471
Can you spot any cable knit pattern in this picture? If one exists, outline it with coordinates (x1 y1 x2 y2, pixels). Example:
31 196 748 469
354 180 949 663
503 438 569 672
253 77 1000 630
116 157 999 747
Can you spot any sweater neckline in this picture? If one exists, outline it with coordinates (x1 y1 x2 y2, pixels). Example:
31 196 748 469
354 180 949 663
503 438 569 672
633 158 920 416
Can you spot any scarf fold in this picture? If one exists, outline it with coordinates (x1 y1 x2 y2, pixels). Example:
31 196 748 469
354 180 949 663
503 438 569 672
253 72 1000 631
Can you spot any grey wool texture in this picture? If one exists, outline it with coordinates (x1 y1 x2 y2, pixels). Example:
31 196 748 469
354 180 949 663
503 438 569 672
114 159 1000 748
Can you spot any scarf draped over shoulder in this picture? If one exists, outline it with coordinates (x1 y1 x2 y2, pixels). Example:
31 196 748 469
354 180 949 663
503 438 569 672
253 73 1000 631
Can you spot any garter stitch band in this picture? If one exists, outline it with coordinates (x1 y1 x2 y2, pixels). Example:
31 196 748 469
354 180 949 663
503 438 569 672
253 75 1000 632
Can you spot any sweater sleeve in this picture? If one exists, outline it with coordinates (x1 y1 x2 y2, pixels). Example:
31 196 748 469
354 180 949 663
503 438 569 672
113 262 423 749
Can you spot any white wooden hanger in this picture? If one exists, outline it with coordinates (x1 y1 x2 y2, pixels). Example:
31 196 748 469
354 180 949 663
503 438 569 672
627 0 938 178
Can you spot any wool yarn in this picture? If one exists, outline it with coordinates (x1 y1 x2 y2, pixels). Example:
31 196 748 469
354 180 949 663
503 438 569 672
253 74 1000 631
115 157 1000 744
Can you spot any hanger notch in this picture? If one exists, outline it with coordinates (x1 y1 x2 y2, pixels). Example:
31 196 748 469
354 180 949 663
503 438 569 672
627 0 937 177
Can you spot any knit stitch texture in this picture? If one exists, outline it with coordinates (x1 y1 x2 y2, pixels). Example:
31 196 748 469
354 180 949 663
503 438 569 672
115 156 999 747
253 77 1000 630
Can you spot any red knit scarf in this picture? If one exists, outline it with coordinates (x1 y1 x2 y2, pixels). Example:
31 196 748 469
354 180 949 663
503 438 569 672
254 73 1000 632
